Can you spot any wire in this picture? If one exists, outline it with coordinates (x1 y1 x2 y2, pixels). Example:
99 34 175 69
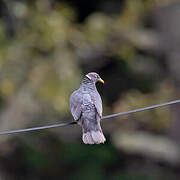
0 122 76 135
101 99 180 119
0 99 179 135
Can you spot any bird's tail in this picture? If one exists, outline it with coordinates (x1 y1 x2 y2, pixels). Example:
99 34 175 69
80 117 106 144
83 130 106 144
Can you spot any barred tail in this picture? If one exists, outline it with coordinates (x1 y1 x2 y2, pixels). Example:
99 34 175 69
80 117 106 144
83 130 106 144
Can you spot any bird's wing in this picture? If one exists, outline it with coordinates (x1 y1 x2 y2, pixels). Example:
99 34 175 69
70 90 83 121
91 91 103 118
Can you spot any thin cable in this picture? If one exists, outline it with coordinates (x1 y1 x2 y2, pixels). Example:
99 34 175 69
102 99 180 119
0 99 179 135
0 122 76 135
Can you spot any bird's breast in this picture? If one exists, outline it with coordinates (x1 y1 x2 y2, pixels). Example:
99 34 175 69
82 93 93 105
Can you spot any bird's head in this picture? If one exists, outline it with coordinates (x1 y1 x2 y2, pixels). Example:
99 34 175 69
85 72 104 84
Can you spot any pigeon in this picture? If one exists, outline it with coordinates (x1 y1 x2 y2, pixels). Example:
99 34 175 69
70 72 106 144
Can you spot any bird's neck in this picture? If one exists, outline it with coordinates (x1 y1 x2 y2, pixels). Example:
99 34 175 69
81 77 96 90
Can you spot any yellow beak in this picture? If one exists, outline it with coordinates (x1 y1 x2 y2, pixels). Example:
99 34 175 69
98 78 104 84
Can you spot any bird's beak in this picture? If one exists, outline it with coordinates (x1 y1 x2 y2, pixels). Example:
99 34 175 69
98 78 104 84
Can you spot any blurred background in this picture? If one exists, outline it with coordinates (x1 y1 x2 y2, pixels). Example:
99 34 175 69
0 0 180 179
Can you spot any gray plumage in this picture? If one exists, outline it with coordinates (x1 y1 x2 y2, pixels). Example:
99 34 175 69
70 72 106 144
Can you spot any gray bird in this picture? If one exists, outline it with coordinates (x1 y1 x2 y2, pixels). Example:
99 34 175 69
70 72 106 144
